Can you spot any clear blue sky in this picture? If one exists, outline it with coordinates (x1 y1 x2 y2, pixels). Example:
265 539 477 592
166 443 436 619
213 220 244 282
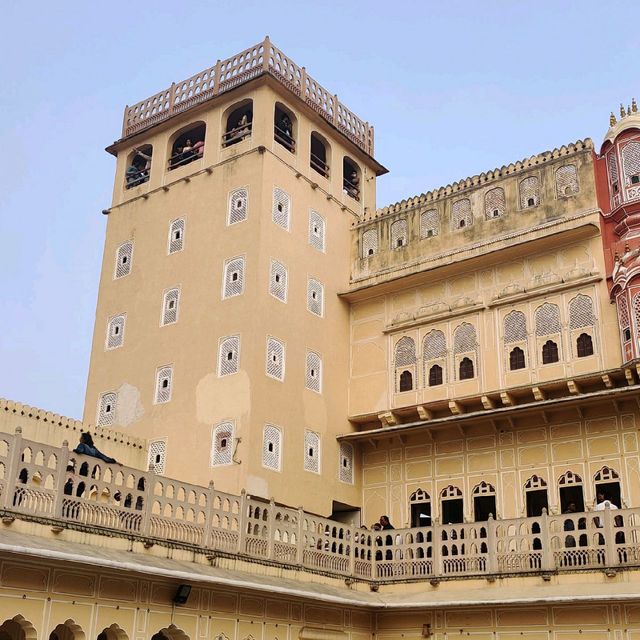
0 1 636 419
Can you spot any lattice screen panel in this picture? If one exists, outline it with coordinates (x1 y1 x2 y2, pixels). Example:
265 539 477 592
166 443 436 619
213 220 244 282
155 367 173 404
218 336 240 376
555 165 579 197
420 210 439 238
394 337 416 366
228 188 248 225
269 260 288 302
519 176 540 208
423 330 446 359
304 430 320 473
362 229 378 257
266 337 285 380
211 422 234 466
272 187 291 229
148 440 166 474
569 294 594 330
262 424 282 470
97 392 117 426
451 199 472 230
309 210 325 251
223 257 245 298
107 315 125 349
485 188 505 219
305 351 322 392
339 442 354 484
115 242 133 278
307 278 324 316
168 219 185 254
504 311 527 343
622 141 640 184
162 289 180 325
453 323 477 354
535 303 561 336
390 219 408 248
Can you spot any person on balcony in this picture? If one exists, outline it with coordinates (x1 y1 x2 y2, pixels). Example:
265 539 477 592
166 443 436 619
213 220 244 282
73 432 121 465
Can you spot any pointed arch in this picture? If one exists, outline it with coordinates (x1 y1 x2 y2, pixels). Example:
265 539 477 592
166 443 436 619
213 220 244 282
0 616 37 640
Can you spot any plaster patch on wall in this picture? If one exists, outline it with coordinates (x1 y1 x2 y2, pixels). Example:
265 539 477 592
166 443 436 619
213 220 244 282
195 370 250 424
246 474 268 500
116 383 144 427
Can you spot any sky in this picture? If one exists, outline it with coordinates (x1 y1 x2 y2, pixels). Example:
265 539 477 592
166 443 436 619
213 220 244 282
0 1 637 420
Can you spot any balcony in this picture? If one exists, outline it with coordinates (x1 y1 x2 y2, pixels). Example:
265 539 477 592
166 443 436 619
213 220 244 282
2 427 639 584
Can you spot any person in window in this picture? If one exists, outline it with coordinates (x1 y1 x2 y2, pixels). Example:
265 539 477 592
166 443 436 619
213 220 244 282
126 148 152 186
237 113 250 141
379 515 394 530
74 432 121 465
192 139 205 158
345 170 359 198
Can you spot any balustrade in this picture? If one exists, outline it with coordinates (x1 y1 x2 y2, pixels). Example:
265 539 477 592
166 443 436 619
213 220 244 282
1 428 639 583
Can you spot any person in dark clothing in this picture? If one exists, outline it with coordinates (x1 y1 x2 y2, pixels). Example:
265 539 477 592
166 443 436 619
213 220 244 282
73 432 121 465
380 515 394 530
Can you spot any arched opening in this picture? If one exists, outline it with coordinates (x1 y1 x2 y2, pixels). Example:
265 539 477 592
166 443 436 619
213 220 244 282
576 333 594 357
125 144 152 189
49 620 84 640
524 475 548 517
509 346 526 370
274 103 296 153
223 100 253 147
150 626 189 640
410 489 431 527
559 471 585 513
0 615 36 640
310 132 330 178
399 370 413 392
428 364 443 386
542 340 559 364
168 122 206 170
97 624 128 640
440 486 463 525
459 357 474 380
343 157 361 201
472 482 496 522
594 466 621 509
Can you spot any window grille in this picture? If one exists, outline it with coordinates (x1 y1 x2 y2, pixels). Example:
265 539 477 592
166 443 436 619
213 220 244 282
569 294 595 330
168 219 185 254
504 311 527 343
618 295 630 331
441 485 462 499
622 141 640 185
420 209 439 238
362 229 378 257
262 424 282 471
390 219 408 249
307 278 324 316
472 481 495 495
594 466 619 482
305 351 322 392
211 422 234 466
218 336 240 376
576 333 594 357
228 188 248 225
634 293 640 337
535 303 561 336
161 288 180 326
555 165 579 197
558 470 582 486
524 475 547 489
304 430 320 473
97 392 117 426
410 488 430 503
309 210 326 252
509 347 526 370
106 315 125 349
394 336 416 366
484 188 505 219
339 442 354 484
148 440 166 474
155 366 173 404
542 340 559 364
451 199 472 230
115 241 133 278
453 323 477 354
266 336 285 381
519 176 540 208
223 256 245 298
272 187 291 230
269 260 288 302
608 151 619 185
424 330 446 359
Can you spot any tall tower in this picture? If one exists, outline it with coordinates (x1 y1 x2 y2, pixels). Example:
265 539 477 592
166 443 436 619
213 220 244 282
83 38 386 516
596 100 640 363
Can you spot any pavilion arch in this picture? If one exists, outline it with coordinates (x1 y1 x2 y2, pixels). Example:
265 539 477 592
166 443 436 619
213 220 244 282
310 131 330 178
0 615 37 640
168 120 206 169
524 474 549 517
97 625 128 640
222 99 253 147
558 470 585 512
594 465 622 508
274 101 297 153
49 619 85 640
151 625 189 640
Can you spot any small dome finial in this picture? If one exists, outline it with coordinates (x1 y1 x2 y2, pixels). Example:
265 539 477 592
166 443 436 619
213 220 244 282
620 103 627 118
632 98 638 113
610 112 617 126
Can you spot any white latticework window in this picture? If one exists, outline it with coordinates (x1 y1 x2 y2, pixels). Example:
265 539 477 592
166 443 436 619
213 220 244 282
155 366 173 404
307 278 324 317
453 323 477 354
569 294 595 330
269 260 288 302
555 165 579 197
305 351 322 393
218 336 240 376
423 330 446 359
622 141 640 185
420 210 439 238
608 151 619 186
304 430 320 473
168 219 185 254
148 439 166 474
115 241 133 278
504 311 527 343
97 392 117 426
339 442 354 484
394 336 417 366
618 294 630 338
228 188 248 225
106 314 125 349
634 293 640 336
535 303 561 336
309 210 326 252
362 229 378 257
451 199 472 230
211 422 234 467
222 256 245 298
485 188 505 219
262 424 282 471
272 187 291 230
161 288 180 326
266 336 285 381
390 219 408 249
519 176 540 208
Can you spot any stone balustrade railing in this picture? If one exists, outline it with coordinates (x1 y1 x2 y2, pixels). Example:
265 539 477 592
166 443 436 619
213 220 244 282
122 37 374 155
1 428 638 583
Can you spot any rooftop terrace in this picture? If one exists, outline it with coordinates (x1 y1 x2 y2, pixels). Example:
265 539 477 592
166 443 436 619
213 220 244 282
121 37 375 156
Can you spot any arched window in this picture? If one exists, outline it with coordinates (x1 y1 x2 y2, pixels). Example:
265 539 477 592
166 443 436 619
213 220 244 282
608 151 619 191
504 310 527 343
114 241 133 279
395 336 416 367
519 176 540 208
269 260 288 302
304 430 320 473
451 198 472 230
558 470 584 512
223 100 253 147
594 466 621 509
266 336 285 381
423 329 446 386
339 442 354 484
305 351 322 393
390 219 408 249
542 340 559 364
410 489 431 527
148 439 166 474
222 256 245 299
274 103 296 153
454 323 477 380
484 187 505 219
509 347 525 370
218 335 240 376
309 210 326 252
576 333 593 357
272 187 291 230
555 165 579 197
0 615 36 640
262 424 282 471
524 475 548 517
211 422 234 466
535 303 561 335
420 210 439 238
310 132 330 178
307 278 324 316
125 144 152 188
459 357 474 380
472 481 496 521
569 294 594 330
161 288 180 326
440 485 463 525
343 157 360 201
106 314 126 350
97 392 117 426
428 364 443 386
168 121 206 169
622 141 640 186
155 366 173 404
362 229 378 257
399 370 413 392
49 620 84 640
618 294 631 344
227 188 248 225
168 218 185 254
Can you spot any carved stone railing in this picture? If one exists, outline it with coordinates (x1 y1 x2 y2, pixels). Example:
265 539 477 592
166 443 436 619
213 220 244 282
121 37 374 155
1 428 639 583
